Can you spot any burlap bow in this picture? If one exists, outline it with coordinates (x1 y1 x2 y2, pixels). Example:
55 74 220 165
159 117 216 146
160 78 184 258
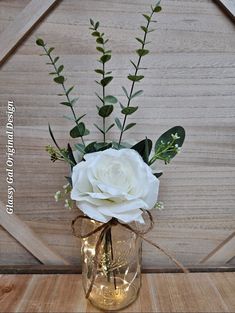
72 210 189 299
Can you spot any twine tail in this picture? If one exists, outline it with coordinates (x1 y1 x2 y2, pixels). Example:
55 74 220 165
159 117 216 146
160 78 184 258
139 234 189 274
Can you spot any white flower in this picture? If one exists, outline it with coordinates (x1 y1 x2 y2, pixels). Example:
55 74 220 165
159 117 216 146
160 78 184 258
71 148 159 224
54 190 62 202
171 133 180 140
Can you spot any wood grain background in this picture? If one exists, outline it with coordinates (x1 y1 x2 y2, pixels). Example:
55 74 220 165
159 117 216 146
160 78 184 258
0 0 234 269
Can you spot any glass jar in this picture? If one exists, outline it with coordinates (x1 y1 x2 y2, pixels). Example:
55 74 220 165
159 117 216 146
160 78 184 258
81 218 142 311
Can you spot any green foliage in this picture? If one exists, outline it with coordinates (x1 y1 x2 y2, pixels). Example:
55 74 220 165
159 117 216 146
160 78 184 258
99 105 114 117
54 76 65 84
100 54 111 63
142 14 151 22
117 2 163 147
36 3 187 171
124 123 136 131
89 18 116 142
128 75 144 82
136 49 149 57
67 143 77 166
131 138 152 164
121 106 138 115
100 76 113 87
36 38 45 46
104 95 118 104
141 26 148 33
48 125 75 166
149 126 185 165
36 41 88 152
115 117 122 130
122 86 129 98
153 5 162 13
95 69 104 75
70 122 86 138
131 90 143 99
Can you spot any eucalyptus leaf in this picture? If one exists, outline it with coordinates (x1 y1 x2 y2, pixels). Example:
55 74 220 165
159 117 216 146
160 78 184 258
96 47 105 53
115 117 122 130
136 37 144 45
92 31 100 37
66 86 74 95
75 114 86 123
142 14 151 21
122 86 129 98
104 95 118 104
121 106 138 115
96 37 104 44
95 21 100 30
84 142 97 153
106 123 115 132
141 26 148 33
48 47 55 54
54 56 59 63
57 65 64 73
60 101 71 107
54 76 64 84
99 105 113 117
100 76 113 87
70 122 86 138
94 142 112 151
124 123 136 131
128 75 144 82
95 69 104 75
36 38 45 46
136 49 149 57
131 90 143 99
100 54 111 63
153 5 162 13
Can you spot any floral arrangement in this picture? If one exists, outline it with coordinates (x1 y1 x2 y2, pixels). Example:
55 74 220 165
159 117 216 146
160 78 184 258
36 1 187 309
36 2 185 223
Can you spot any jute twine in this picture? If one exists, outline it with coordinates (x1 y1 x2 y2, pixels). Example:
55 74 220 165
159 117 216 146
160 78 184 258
72 210 189 299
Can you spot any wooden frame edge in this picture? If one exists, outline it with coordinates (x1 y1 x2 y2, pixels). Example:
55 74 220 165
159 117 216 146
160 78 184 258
0 265 234 274
213 0 235 23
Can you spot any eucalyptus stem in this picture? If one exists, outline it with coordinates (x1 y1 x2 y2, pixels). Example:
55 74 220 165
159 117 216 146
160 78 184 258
90 19 116 145
43 45 85 146
118 9 155 147
102 43 106 143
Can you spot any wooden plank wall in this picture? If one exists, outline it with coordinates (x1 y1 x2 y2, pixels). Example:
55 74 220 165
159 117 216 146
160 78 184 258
0 0 234 269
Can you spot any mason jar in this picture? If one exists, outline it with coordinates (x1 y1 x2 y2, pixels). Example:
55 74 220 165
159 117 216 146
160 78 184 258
81 218 142 311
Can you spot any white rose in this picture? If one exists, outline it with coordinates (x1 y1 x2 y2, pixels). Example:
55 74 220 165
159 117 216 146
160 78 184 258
71 148 159 224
